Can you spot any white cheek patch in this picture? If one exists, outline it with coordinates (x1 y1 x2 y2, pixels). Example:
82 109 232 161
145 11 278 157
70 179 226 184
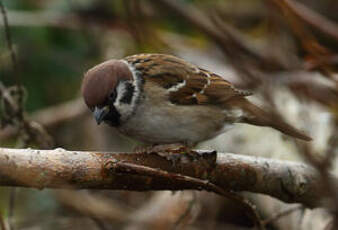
114 82 134 120
116 60 143 122
114 82 128 106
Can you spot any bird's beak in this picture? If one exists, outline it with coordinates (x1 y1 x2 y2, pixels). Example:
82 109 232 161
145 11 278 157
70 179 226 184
93 106 110 125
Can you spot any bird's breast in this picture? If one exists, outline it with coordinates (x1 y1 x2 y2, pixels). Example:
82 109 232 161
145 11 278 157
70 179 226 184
117 97 228 145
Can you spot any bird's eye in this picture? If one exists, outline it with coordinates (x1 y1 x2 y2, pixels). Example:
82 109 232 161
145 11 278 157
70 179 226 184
109 89 117 102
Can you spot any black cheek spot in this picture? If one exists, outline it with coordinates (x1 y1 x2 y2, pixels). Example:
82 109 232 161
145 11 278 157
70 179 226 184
104 106 121 126
120 82 135 104
109 89 117 102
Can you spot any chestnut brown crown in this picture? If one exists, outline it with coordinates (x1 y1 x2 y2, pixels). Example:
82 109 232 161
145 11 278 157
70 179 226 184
81 60 133 109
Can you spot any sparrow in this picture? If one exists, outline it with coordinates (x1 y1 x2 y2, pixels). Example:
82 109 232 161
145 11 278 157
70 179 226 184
81 53 311 151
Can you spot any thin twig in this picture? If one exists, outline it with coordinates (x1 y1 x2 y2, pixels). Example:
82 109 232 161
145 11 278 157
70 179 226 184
278 0 338 41
295 129 338 229
173 192 197 229
0 3 20 229
324 220 334 230
0 1 53 148
8 189 15 230
304 55 338 70
55 190 130 222
105 160 264 230
153 0 284 79
0 2 55 229
91 217 108 230
268 0 334 77
0 1 18 75
0 212 6 230
0 0 22 114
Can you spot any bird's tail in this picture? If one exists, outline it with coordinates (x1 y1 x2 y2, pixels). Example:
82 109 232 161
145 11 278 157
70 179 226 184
228 97 312 141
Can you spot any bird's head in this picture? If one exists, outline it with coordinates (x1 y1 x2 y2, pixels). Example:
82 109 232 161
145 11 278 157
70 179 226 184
81 60 141 126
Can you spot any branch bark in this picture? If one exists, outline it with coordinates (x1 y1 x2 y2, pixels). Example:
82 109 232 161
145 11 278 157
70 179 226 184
0 148 328 208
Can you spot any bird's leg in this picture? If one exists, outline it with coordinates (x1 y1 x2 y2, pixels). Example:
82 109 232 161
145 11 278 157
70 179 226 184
154 143 194 165
133 144 156 154
133 143 216 165
133 143 195 164
151 143 192 153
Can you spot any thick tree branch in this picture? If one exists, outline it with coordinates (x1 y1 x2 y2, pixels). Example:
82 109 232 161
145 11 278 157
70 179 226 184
0 148 328 208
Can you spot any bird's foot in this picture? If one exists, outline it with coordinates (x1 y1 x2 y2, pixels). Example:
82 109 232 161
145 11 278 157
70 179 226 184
133 143 217 165
133 144 155 154
133 143 194 163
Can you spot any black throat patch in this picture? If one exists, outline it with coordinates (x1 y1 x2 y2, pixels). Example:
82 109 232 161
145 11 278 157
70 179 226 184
103 105 121 126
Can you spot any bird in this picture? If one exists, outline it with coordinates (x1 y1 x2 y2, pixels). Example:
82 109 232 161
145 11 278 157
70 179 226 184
81 53 311 152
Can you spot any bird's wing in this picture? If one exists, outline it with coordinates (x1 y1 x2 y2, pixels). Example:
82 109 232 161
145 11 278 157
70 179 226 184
125 53 251 105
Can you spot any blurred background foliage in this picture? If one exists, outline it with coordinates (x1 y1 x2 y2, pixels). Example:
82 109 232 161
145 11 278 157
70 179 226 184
1 0 337 112
0 0 338 229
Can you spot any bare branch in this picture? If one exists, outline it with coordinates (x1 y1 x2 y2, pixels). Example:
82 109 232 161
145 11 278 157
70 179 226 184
274 0 338 41
0 1 19 81
0 1 53 148
55 190 130 222
173 192 197 229
0 148 328 208
152 0 285 75
106 159 263 228
0 98 85 142
0 212 6 230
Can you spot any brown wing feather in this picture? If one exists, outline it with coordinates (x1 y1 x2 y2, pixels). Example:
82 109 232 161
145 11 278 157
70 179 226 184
125 54 251 105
